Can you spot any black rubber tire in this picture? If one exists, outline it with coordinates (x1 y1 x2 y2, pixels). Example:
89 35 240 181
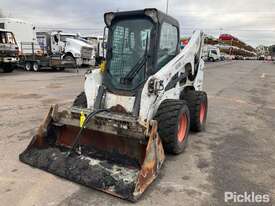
155 99 190 154
63 55 76 64
57 67 65 71
2 64 14 73
73 92 87 108
181 90 208 132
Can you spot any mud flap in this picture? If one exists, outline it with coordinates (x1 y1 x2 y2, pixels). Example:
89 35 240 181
19 106 165 201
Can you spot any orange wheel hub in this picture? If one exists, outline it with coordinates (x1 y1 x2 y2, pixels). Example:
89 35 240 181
199 103 206 124
177 114 188 142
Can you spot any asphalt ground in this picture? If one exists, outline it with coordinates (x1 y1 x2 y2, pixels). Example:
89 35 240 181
0 61 274 206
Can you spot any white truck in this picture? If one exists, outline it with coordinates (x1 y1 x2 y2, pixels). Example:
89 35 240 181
0 18 95 71
83 35 106 65
41 31 95 66
203 45 221 62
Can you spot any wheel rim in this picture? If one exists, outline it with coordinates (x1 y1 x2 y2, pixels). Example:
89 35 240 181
177 114 188 142
33 63 39 71
25 64 31 71
199 103 206 124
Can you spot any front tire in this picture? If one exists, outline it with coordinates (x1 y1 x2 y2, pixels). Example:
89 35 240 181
63 55 76 66
155 100 190 154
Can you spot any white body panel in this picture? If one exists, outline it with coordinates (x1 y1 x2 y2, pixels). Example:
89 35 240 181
139 31 204 121
105 93 135 113
85 70 135 112
84 30 204 123
85 69 103 108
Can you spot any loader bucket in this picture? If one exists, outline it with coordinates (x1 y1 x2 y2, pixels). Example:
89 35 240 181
19 105 165 201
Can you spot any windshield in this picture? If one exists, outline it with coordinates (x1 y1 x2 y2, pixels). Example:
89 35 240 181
0 31 16 45
60 35 76 42
106 18 153 91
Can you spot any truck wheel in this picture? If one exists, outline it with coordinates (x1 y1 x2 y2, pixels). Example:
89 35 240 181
73 92 87 108
3 64 14 73
56 67 65 71
33 62 40 72
155 100 190 154
63 55 76 65
25 62 32 71
209 57 215 62
181 90 208 132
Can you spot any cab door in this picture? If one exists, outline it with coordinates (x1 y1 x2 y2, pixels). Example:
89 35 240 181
51 33 60 54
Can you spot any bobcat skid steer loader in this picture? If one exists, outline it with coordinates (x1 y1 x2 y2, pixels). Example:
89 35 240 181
19 8 208 201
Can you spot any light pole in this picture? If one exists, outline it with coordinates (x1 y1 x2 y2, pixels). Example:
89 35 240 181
166 0 169 14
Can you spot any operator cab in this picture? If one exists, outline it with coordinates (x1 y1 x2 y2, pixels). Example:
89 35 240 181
104 8 180 95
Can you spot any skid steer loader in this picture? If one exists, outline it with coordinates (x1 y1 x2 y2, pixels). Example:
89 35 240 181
19 8 208 201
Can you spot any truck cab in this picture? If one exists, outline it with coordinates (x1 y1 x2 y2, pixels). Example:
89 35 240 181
0 29 19 73
203 45 221 62
50 32 95 66
83 36 106 65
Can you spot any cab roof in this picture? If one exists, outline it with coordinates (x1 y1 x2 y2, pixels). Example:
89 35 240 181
104 8 179 28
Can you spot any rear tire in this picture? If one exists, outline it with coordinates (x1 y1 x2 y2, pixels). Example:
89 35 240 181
33 62 40 72
25 62 32 71
155 100 190 154
63 55 76 64
181 90 208 132
73 92 87 108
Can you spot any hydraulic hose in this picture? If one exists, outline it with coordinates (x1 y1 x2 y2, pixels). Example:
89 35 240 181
69 109 109 155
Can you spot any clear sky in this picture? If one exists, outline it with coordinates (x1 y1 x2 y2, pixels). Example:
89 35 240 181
1 0 275 47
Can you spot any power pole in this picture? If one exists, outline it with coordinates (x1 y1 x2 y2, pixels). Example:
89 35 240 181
166 0 169 14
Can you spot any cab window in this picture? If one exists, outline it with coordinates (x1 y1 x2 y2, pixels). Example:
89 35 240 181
157 22 178 69
6 32 16 44
211 50 217 55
